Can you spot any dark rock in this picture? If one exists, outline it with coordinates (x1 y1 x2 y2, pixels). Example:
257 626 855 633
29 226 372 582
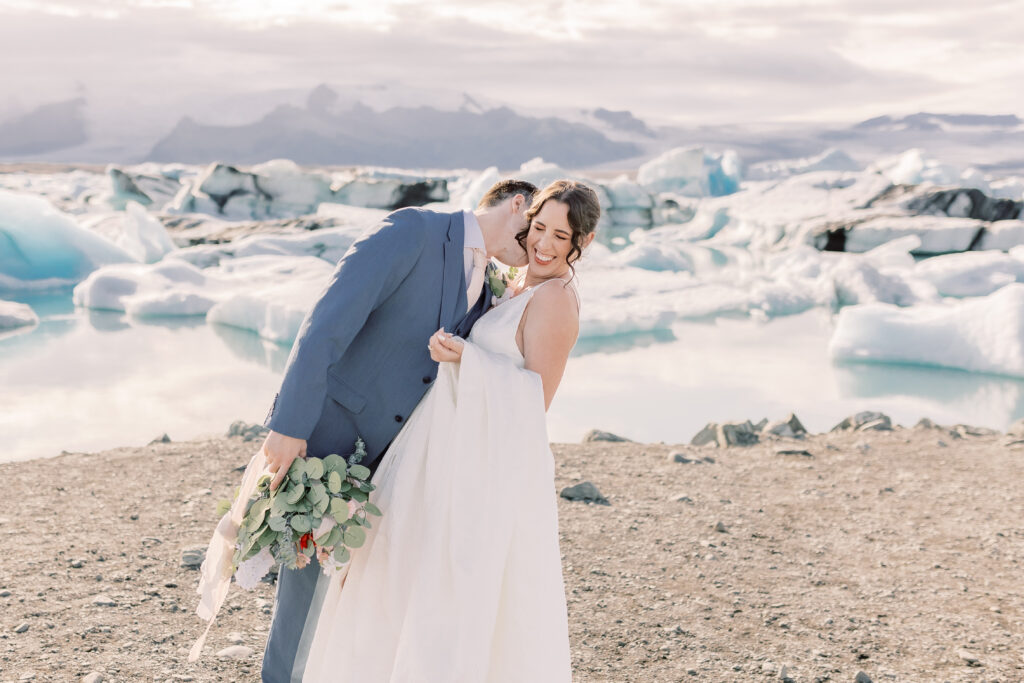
713 521 728 533
831 411 892 432
953 423 998 438
956 648 982 666
13 622 28 633
228 420 270 442
752 418 769 432
180 546 207 570
775 448 813 457
854 673 873 683
718 421 760 446
668 451 698 464
582 429 631 443
559 481 610 505
148 433 171 445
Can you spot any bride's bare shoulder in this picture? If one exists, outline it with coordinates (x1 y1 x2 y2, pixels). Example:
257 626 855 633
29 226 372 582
527 279 580 320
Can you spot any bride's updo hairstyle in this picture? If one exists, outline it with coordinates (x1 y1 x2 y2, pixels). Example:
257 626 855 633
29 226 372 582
516 179 602 270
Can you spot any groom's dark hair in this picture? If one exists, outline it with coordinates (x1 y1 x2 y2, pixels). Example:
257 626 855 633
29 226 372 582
477 179 538 209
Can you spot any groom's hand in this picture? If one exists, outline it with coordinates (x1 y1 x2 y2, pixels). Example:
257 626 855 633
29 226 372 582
263 430 307 490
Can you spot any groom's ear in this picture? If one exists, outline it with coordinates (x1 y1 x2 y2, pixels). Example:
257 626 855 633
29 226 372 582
510 193 526 214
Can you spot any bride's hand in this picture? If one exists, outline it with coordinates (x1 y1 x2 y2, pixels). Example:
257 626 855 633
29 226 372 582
428 328 464 363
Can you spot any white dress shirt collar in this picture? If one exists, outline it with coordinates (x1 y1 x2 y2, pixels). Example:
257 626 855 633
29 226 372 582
463 210 486 251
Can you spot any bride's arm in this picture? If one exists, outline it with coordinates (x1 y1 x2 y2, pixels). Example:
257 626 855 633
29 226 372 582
520 283 579 411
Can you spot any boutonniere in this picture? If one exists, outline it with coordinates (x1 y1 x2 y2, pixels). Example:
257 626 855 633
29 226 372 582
486 263 519 306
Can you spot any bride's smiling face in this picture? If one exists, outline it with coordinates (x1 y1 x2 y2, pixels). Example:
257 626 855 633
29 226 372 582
525 200 575 275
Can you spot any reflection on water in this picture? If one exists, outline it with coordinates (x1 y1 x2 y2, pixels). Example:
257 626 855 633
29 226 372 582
212 322 292 373
2 295 1023 462
573 328 677 356
832 360 1024 429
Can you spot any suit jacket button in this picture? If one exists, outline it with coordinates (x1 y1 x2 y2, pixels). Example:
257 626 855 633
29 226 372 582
422 376 432 384
395 415 403 423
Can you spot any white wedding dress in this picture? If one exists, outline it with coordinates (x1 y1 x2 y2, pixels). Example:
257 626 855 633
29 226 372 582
301 280 573 682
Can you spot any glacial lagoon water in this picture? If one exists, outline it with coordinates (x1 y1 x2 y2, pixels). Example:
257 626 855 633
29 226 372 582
3 291 1022 463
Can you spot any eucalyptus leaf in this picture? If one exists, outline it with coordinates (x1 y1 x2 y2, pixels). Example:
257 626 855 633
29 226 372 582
349 488 368 503
348 464 371 481
343 525 366 548
333 546 351 564
287 458 306 480
327 470 342 493
285 484 306 505
315 495 330 515
323 454 345 473
290 515 312 533
363 502 382 517
305 458 325 480
339 481 352 493
268 515 287 532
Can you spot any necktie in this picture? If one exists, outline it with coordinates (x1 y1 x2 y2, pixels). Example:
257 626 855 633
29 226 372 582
466 248 487 312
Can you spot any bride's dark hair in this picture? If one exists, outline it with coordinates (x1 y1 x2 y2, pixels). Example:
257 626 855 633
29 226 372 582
515 180 601 273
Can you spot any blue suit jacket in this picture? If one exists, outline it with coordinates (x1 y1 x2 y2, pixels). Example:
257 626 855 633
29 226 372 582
264 207 490 469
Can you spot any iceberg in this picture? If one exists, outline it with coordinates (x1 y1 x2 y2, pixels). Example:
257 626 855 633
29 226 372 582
79 201 177 263
0 299 38 331
747 148 861 180
829 283 1024 378
842 216 983 254
0 190 135 290
169 224 367 269
873 148 989 192
913 250 1024 297
636 147 742 197
72 254 334 343
979 220 1024 250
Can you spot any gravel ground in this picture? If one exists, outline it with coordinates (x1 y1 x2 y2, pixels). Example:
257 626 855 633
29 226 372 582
1 421 1022 682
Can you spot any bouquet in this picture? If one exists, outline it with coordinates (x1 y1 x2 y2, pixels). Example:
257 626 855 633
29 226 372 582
223 438 383 589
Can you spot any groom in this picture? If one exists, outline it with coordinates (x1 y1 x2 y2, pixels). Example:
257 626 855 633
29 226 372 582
258 179 537 682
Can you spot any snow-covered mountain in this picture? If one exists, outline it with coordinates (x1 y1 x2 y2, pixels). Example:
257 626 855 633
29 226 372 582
0 81 1021 174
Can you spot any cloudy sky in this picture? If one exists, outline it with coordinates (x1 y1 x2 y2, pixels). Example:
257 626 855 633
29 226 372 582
0 0 1021 125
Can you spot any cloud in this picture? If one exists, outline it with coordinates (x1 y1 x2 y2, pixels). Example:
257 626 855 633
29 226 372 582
0 0 1019 125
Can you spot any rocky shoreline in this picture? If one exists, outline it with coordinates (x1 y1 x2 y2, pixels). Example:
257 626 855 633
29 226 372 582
2 413 1022 682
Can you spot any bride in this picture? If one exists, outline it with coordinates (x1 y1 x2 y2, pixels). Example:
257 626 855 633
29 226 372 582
301 179 600 682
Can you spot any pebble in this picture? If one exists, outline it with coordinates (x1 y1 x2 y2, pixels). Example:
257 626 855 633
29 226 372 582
775 448 813 457
14 622 29 633
227 631 245 644
82 673 105 683
0 589 11 597
713 521 728 533
149 433 172 445
180 546 207 569
669 451 696 464
582 429 632 443
671 494 694 504
559 481 610 506
779 665 794 682
854 673 873 683
956 648 982 666
91 594 117 607
70 559 85 568
216 644 254 659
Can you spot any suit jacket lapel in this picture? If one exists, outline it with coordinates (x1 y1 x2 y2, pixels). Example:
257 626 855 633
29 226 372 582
439 211 467 329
